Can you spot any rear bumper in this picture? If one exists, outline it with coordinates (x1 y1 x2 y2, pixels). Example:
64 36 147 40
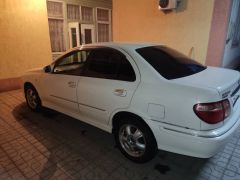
149 103 240 158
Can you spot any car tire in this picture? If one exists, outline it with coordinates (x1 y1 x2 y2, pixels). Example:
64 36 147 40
25 85 42 112
114 117 157 163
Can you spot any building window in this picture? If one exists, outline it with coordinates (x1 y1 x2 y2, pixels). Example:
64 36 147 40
46 1 112 55
47 1 65 52
81 6 93 22
47 1 63 18
96 8 111 42
67 4 80 20
97 24 109 42
48 19 65 52
97 8 109 21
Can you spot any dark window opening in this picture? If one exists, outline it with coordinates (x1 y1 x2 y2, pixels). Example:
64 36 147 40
83 48 136 81
136 46 206 80
84 29 92 44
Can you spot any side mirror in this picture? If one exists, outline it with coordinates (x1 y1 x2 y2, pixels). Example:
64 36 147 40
44 65 52 73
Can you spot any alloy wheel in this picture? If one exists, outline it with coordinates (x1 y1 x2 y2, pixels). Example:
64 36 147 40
119 124 146 157
26 88 38 109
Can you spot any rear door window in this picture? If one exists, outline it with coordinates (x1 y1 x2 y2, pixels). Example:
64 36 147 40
136 46 206 80
83 48 136 81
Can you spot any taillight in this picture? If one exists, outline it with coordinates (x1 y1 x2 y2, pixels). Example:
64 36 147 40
193 99 231 124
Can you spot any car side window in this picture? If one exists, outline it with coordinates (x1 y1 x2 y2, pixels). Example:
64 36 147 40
83 48 136 81
114 52 136 82
53 50 89 75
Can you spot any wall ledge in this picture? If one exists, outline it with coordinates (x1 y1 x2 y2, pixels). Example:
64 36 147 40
0 77 21 93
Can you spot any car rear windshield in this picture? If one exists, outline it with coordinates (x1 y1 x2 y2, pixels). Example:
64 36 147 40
136 46 206 80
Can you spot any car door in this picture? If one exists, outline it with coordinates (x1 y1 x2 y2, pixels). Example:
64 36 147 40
40 50 88 114
76 47 140 126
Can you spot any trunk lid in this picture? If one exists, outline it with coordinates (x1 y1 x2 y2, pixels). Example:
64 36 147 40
172 67 240 100
172 66 240 130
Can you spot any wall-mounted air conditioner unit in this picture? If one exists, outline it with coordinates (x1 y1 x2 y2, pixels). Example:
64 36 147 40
159 0 181 10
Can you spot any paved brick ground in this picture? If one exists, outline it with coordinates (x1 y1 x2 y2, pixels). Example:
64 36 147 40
0 90 240 180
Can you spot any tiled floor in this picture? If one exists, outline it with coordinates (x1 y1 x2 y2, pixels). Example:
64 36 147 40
0 90 240 180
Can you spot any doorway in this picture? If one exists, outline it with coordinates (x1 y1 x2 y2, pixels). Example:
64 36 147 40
68 23 95 48
68 22 80 48
80 24 95 45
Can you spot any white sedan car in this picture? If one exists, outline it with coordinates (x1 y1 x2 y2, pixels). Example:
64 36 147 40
22 43 240 163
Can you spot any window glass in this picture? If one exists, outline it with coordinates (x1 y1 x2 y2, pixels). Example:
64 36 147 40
71 28 77 47
84 29 92 44
136 46 206 80
83 48 135 81
53 50 89 75
67 4 80 20
47 1 65 52
97 9 109 21
96 8 111 42
115 55 136 82
48 19 65 52
81 6 93 22
97 24 109 42
47 1 63 18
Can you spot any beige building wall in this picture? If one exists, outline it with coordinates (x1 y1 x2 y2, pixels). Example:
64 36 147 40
112 0 215 65
0 0 52 80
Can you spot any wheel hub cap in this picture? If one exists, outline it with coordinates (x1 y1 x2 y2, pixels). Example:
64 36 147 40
119 124 146 157
127 135 135 144
26 89 37 109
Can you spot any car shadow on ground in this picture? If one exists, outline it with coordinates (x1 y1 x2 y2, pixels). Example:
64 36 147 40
12 102 210 180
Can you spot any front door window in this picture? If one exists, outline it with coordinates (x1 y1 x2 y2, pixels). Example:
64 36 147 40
53 50 89 75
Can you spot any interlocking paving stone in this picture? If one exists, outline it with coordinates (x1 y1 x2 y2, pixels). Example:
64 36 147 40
0 90 240 179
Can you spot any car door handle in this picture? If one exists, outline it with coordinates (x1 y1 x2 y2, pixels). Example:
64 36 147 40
68 81 76 88
113 89 127 97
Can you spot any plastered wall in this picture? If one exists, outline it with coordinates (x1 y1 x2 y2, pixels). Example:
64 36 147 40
112 0 214 64
0 0 52 79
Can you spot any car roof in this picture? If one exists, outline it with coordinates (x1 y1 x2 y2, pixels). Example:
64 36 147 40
79 42 164 50
54 42 164 64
